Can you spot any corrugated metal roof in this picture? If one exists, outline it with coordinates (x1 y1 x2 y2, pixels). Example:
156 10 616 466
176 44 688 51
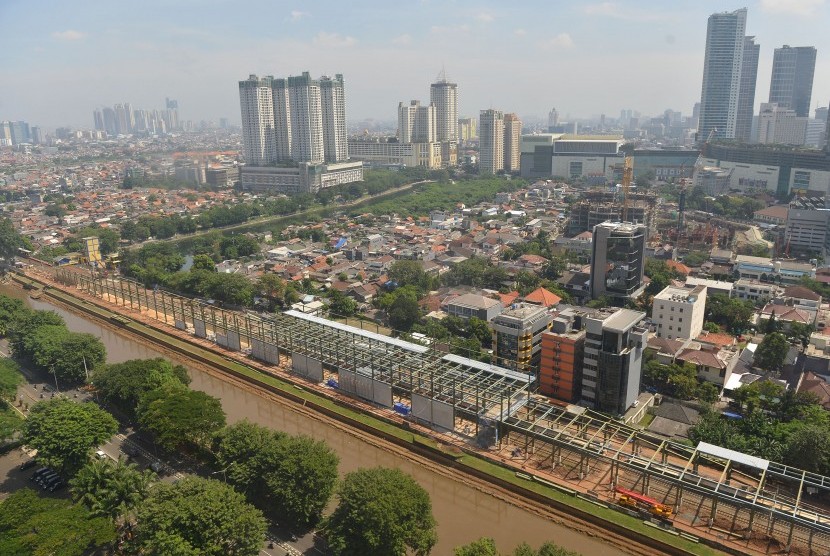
697 441 769 471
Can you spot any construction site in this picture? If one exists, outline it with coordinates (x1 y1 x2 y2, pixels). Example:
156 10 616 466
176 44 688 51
25 263 830 556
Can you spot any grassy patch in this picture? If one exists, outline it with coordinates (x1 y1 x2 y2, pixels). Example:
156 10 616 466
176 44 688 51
638 412 656 428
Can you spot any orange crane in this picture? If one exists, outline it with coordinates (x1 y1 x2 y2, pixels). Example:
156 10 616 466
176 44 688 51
614 486 674 521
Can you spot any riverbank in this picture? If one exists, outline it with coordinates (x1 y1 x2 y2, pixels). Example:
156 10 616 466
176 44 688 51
9 273 730 556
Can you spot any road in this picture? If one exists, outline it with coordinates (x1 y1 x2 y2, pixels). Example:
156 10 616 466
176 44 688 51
0 340 324 555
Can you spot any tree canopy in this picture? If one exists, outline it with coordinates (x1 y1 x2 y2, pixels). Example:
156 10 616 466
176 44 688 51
0 488 117 556
323 467 437 556
753 332 790 372
705 294 754 334
0 217 23 268
214 420 339 528
70 457 156 521
23 399 118 476
133 477 267 556
137 385 226 452
91 357 190 417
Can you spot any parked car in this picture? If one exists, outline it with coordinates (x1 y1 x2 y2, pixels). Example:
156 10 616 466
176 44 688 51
42 476 62 490
37 472 59 487
47 480 65 492
30 467 50 481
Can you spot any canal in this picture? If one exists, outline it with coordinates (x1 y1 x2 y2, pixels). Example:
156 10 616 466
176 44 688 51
1 285 624 555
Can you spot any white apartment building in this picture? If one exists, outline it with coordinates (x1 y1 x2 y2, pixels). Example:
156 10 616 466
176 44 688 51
347 139 442 169
479 109 504 175
757 103 807 146
504 113 522 173
398 100 436 143
430 76 458 144
240 72 348 169
652 285 707 341
239 75 276 166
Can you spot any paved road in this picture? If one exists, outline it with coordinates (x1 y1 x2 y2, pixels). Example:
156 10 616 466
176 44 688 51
0 341 325 554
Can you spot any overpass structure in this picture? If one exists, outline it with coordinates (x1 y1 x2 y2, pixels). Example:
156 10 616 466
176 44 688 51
41 265 830 554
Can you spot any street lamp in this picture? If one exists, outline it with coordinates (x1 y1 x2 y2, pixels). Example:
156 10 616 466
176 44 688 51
210 461 236 483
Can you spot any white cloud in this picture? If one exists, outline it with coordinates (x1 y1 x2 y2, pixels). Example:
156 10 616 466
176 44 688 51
312 32 356 48
392 33 412 45
290 10 309 22
583 2 665 21
539 33 574 50
760 0 825 16
476 13 494 23
430 24 470 36
52 30 87 41
514 28 527 37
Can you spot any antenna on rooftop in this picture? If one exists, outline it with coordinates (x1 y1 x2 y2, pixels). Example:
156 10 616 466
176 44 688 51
436 65 451 83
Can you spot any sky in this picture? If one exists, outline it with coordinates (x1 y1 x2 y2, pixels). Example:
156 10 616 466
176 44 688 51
2 0 830 130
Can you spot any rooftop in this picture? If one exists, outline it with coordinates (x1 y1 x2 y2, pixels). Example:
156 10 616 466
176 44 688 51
655 284 706 301
599 308 646 333
447 293 502 310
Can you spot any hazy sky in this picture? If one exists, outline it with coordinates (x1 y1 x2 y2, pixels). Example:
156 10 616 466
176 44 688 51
2 0 830 129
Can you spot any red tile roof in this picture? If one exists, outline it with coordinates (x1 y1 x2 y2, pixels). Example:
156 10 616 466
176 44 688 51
524 287 562 307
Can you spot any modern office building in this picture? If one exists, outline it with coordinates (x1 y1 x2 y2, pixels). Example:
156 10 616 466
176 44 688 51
736 36 760 141
590 222 647 301
652 285 707 340
582 308 647 415
479 109 504 175
503 113 522 173
398 100 436 143
769 46 817 117
785 197 830 255
430 72 458 144
757 103 807 145
519 134 625 182
539 309 585 402
698 8 750 140
239 161 363 196
491 303 553 376
699 143 830 197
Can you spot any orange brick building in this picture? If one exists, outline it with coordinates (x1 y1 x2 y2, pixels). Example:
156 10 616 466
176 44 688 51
539 329 584 403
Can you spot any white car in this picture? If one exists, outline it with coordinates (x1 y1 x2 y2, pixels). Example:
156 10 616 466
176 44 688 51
95 450 108 460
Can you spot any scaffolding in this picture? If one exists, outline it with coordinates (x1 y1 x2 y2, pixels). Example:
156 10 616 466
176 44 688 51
43 265 830 554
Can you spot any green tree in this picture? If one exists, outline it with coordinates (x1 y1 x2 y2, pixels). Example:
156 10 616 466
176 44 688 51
0 295 26 335
764 314 779 333
697 382 720 404
388 293 421 331
90 358 190 418
323 467 437 556
215 421 339 528
706 294 754 334
0 359 23 403
455 537 499 556
388 260 434 292
754 332 790 372
191 253 217 272
537 542 581 556
788 322 815 347
784 425 830 475
22 399 118 476
138 386 226 452
328 288 358 317
0 217 23 268
134 477 267 556
70 458 155 521
0 489 117 556
207 273 255 307
8 309 64 358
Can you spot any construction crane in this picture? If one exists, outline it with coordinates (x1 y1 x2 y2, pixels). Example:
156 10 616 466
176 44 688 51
621 155 634 222
614 486 673 521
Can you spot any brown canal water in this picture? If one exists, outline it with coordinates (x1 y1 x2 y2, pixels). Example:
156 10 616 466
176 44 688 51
1 285 624 555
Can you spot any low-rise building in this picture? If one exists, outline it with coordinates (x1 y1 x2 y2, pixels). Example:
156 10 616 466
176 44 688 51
445 293 502 321
731 279 782 303
240 161 364 195
652 285 707 340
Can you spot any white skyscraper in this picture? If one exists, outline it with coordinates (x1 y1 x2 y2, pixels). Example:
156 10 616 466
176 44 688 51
321 74 348 163
430 71 458 144
698 8 749 140
239 74 276 166
479 109 504 175
397 100 436 143
241 71 350 166
503 113 522 173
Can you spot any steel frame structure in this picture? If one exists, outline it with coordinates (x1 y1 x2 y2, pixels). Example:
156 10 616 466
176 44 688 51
45 266 830 553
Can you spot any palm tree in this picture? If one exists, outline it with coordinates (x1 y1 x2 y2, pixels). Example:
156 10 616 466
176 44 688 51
70 457 155 522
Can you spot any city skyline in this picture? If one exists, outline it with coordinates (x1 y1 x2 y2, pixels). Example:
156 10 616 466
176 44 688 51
2 1 830 129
